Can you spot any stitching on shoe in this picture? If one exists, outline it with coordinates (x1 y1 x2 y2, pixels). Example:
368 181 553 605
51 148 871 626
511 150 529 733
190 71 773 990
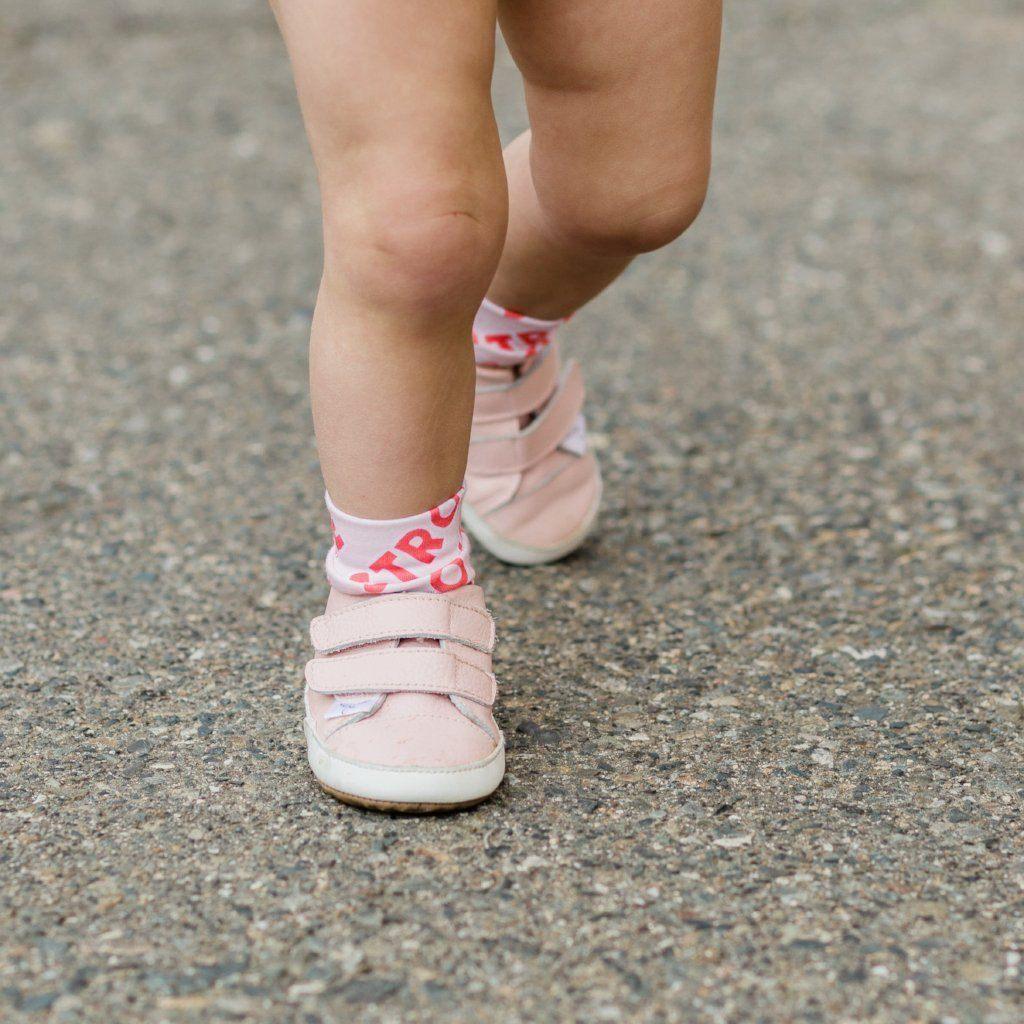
308 723 505 776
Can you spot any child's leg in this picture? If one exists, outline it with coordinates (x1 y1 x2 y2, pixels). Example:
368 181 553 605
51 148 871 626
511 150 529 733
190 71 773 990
275 2 509 811
461 0 720 564
272 0 507 519
492 0 721 318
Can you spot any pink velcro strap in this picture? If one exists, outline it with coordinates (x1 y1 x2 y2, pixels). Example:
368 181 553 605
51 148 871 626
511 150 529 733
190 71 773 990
473 345 560 424
467 359 584 477
309 589 496 655
305 648 497 706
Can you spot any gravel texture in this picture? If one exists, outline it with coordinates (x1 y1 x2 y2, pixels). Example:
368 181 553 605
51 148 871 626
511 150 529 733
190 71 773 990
2 1 1024 1021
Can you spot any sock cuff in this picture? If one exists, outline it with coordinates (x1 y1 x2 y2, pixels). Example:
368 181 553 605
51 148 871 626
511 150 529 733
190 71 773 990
473 298 567 366
325 487 474 596
478 297 565 330
325 489 462 531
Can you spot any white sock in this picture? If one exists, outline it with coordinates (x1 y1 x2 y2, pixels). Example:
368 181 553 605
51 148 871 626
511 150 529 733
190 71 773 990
472 298 565 367
325 487 473 596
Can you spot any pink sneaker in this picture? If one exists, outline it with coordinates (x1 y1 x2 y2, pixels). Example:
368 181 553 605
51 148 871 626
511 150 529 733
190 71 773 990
303 583 505 812
464 340 602 565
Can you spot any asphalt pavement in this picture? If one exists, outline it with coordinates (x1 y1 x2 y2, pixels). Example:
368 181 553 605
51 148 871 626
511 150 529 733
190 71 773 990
2 1 1023 1020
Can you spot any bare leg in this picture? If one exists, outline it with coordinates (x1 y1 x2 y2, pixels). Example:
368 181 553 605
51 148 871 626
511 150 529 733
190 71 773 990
272 0 506 517
491 0 721 318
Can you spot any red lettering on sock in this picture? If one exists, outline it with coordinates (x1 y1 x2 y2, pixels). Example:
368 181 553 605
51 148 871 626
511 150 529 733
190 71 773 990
348 571 388 595
370 550 418 581
329 518 345 550
517 330 550 355
483 332 514 352
430 494 460 529
395 529 443 564
431 557 470 593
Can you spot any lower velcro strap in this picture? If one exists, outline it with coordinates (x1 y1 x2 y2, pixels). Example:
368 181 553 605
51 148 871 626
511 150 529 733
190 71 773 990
305 647 497 706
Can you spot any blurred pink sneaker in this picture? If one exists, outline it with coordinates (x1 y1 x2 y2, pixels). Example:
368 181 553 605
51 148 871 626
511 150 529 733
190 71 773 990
465 336 602 565
303 584 505 812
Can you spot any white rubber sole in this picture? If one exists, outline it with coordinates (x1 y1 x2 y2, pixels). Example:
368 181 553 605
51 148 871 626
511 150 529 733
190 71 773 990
304 719 505 812
462 481 602 566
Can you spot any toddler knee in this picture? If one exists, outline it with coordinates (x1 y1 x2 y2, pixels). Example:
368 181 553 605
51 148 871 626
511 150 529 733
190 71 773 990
540 158 710 258
320 181 505 320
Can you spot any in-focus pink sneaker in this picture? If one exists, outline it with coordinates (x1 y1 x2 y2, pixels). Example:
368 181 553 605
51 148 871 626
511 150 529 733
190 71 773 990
303 584 505 812
464 339 602 565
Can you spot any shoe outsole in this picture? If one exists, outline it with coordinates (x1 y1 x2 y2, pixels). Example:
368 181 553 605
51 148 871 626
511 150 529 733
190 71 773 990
315 781 492 815
462 481 602 566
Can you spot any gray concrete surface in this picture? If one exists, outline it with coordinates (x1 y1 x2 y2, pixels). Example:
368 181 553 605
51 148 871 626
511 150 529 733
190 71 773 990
3 1 1024 1021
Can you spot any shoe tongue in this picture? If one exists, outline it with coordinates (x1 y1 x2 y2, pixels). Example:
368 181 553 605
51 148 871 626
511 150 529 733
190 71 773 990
376 639 446 715
325 637 439 719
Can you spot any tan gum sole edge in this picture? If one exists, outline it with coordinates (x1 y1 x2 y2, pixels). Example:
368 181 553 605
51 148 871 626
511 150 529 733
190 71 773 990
316 780 493 815
462 482 602 566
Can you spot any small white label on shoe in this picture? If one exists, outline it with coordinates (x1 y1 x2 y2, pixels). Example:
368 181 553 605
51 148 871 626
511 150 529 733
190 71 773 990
325 695 379 720
559 414 588 457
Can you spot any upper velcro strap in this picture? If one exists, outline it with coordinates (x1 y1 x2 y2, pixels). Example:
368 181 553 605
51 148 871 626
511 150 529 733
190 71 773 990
467 359 584 477
473 345 560 424
309 590 496 655
305 647 497 706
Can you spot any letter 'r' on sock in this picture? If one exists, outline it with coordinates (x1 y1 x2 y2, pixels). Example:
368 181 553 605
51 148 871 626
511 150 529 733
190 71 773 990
324 488 474 597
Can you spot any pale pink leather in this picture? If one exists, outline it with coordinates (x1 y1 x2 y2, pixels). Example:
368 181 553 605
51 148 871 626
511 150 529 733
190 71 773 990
305 647 497 706
473 347 561 424
310 590 495 654
320 691 496 769
467 360 585 477
305 584 501 770
465 341 601 557
480 452 600 546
